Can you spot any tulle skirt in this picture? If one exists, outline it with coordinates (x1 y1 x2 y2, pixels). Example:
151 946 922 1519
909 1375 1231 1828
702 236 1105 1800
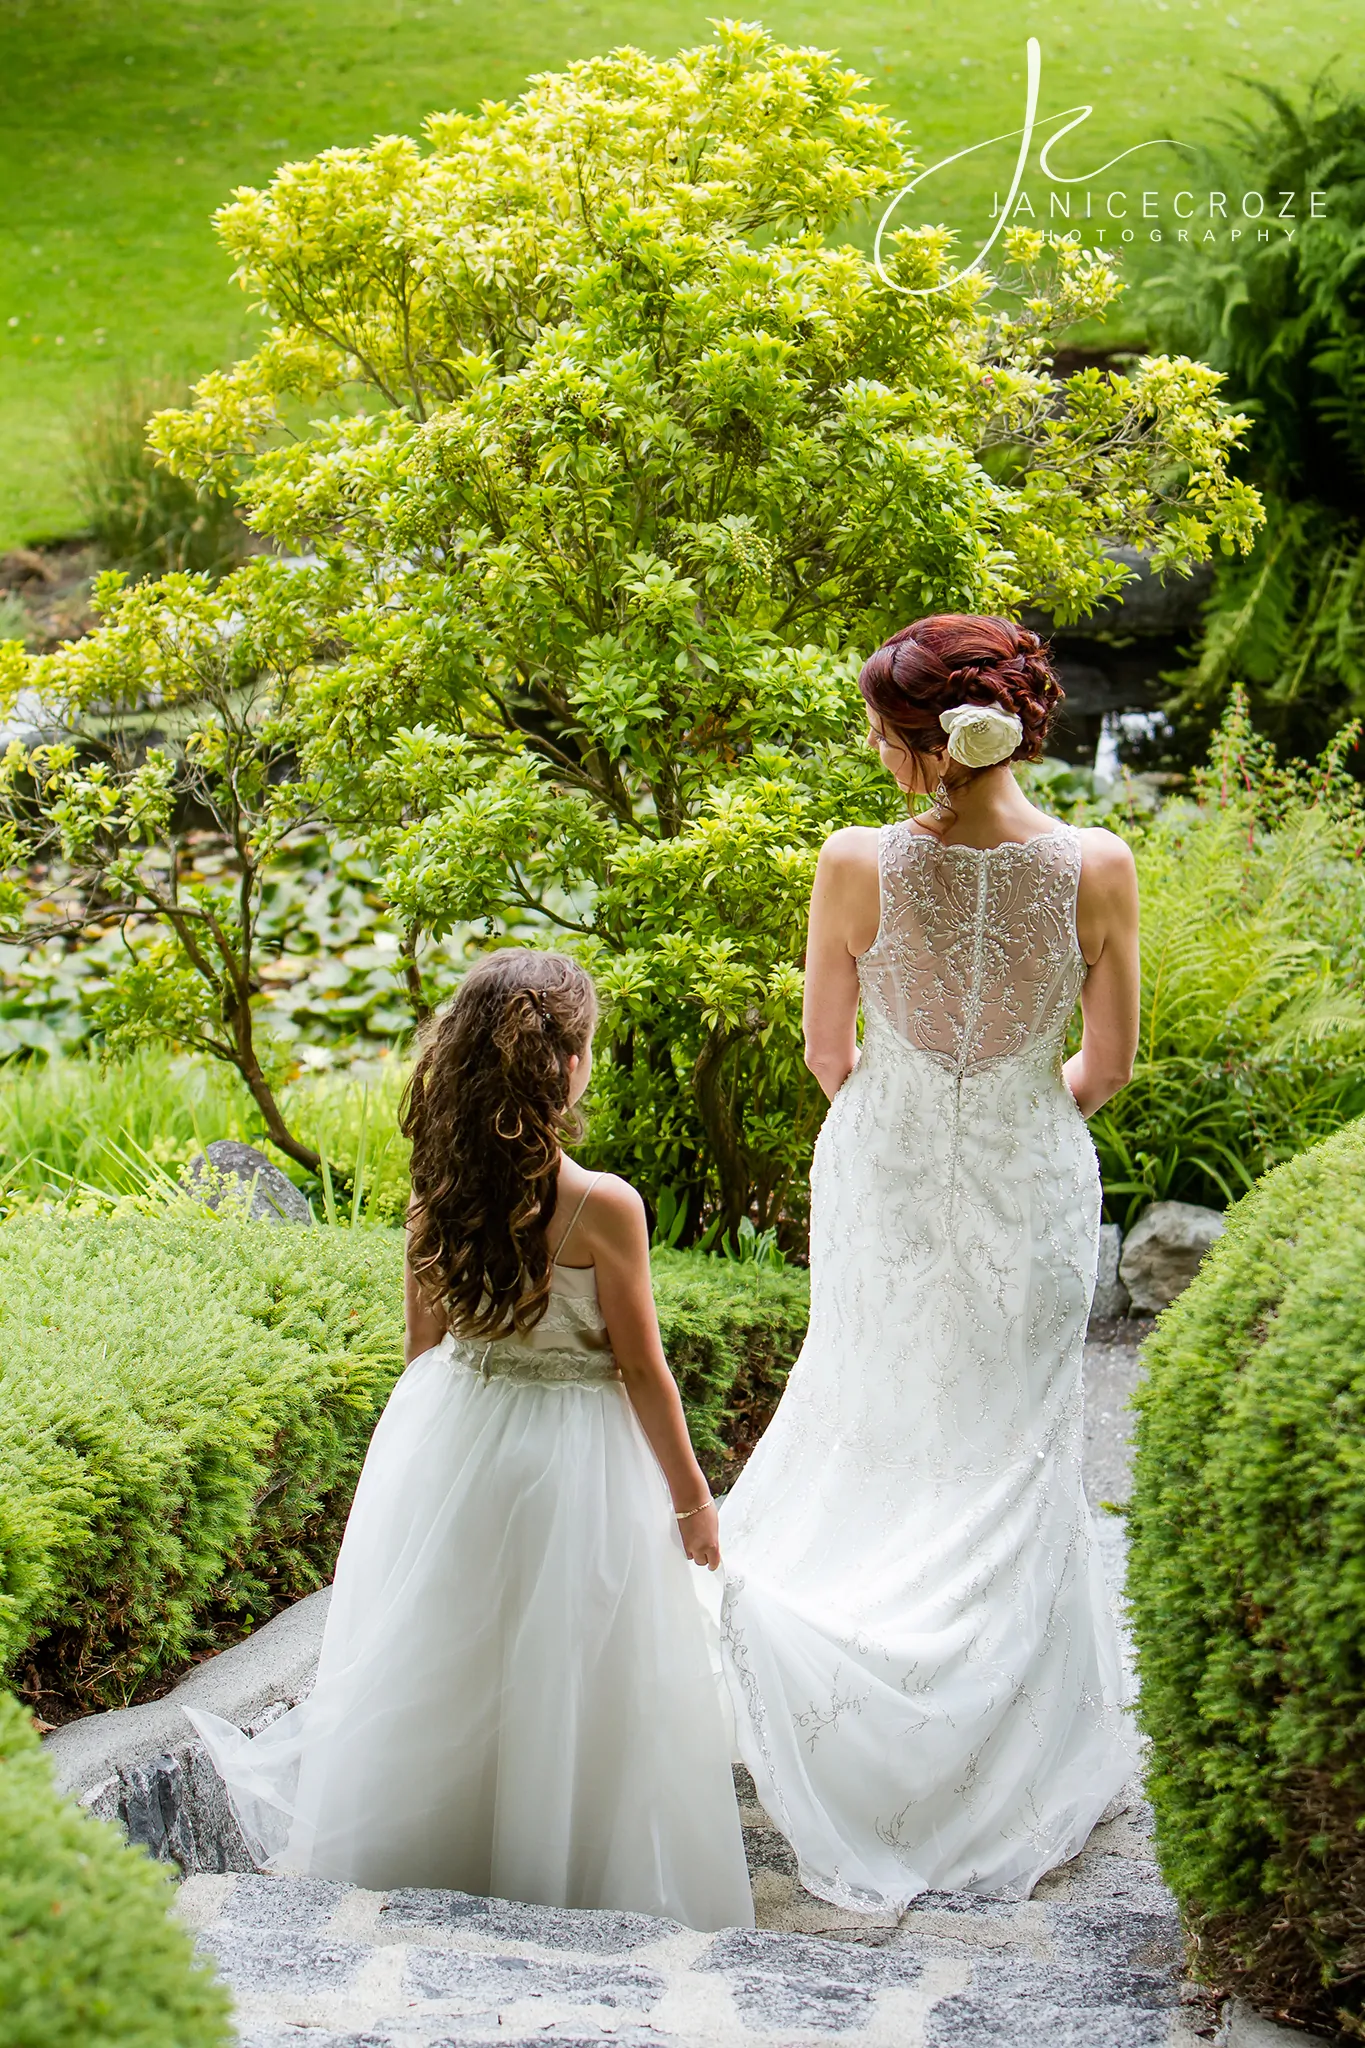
187 1340 754 1932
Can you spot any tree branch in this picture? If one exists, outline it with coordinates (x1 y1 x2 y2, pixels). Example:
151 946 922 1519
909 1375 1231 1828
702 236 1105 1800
0 905 146 945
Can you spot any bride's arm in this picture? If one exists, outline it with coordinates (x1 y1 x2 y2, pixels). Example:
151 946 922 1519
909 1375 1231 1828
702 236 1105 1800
803 828 880 1101
1064 828 1140 1118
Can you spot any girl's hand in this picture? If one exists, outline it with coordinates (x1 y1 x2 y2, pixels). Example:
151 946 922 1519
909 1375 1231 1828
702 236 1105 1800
678 1503 721 1571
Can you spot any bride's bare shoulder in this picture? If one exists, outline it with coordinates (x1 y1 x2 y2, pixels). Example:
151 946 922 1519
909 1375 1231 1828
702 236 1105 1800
816 825 881 874
1074 825 1137 879
1074 827 1139 927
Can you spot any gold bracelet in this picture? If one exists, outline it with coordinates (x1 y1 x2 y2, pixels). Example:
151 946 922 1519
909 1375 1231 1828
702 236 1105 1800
674 1498 714 1522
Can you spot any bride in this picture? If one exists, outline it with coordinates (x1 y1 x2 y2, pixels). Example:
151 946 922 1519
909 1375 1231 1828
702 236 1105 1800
712 612 1141 1913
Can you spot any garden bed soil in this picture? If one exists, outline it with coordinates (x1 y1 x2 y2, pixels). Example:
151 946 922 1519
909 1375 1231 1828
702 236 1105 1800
0 539 101 650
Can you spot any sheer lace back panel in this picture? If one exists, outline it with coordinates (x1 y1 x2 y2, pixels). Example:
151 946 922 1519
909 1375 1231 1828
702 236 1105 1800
857 819 1086 1074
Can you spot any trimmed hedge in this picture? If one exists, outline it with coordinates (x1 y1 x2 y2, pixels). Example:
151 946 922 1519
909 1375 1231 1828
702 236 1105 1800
650 1248 810 1487
1127 1117 1365 2037
0 1217 408 1714
0 1219 809 1714
0 1690 232 2048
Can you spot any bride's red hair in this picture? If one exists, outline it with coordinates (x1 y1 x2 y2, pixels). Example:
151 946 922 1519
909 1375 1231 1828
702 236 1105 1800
858 615 1062 765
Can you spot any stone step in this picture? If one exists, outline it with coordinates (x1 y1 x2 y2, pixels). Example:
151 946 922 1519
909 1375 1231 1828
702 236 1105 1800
176 1771 1212 2048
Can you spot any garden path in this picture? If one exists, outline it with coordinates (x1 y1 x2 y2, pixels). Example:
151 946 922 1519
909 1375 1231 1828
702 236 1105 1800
174 1321 1307 2046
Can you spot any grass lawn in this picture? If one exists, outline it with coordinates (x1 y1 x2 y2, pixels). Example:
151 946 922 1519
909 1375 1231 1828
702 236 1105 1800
1 0 1359 547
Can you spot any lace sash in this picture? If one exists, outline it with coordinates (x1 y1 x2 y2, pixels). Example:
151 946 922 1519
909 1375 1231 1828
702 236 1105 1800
443 1193 621 1387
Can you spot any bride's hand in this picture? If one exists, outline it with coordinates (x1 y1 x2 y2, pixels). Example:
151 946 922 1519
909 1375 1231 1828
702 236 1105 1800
679 1504 721 1571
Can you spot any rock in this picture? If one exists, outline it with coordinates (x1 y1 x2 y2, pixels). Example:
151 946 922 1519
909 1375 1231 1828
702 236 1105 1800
45 1585 332 1874
1084 543 1215 638
1024 544 1214 642
1217 1996 1320 2044
1091 1223 1130 1322
1119 1201 1225 1313
175 1763 1192 2046
183 1140 312 1225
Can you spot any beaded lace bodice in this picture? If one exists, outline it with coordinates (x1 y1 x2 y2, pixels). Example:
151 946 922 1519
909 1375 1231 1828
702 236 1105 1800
857 819 1086 1074
441 1176 621 1388
445 1263 620 1386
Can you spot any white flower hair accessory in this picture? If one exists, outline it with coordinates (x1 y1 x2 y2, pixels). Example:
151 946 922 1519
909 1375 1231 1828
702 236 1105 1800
939 702 1023 768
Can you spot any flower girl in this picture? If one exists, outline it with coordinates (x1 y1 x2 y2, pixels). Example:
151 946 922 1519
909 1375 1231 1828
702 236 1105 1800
187 949 753 1931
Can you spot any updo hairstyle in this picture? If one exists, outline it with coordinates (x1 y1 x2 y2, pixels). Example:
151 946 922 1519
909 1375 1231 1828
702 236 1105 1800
857 614 1063 773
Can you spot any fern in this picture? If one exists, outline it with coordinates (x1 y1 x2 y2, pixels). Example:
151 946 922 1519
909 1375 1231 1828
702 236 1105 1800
1138 78 1365 763
1093 702 1365 1222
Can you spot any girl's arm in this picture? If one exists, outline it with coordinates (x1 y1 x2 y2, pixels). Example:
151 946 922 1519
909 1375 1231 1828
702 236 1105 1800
404 1208 448 1365
581 1176 722 1570
802 827 880 1101
1064 828 1141 1118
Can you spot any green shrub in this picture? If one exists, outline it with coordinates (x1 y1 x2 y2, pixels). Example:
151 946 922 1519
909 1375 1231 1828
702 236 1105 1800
650 1249 809 1489
0 1216 807 1715
0 1216 407 1714
0 1691 231 2048
1127 1116 1365 2037
1087 703 1365 1226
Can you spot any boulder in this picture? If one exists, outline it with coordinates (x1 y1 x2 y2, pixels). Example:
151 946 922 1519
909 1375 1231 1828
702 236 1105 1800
183 1140 312 1225
1091 1222 1130 1321
1118 1200 1224 1313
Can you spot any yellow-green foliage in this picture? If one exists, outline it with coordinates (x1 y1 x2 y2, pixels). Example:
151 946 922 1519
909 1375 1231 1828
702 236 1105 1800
0 1216 807 1712
0 25 1262 1243
0 1217 407 1711
0 1692 231 2048
1127 1116 1365 2037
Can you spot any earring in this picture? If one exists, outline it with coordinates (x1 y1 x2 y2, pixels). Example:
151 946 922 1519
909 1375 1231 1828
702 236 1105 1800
933 776 951 813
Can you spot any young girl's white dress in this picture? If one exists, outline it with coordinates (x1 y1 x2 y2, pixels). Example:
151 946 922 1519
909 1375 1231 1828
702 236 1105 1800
187 1213 754 1932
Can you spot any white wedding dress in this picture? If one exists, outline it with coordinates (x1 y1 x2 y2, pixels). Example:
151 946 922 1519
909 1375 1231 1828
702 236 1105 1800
710 816 1135 1912
187 1190 754 1932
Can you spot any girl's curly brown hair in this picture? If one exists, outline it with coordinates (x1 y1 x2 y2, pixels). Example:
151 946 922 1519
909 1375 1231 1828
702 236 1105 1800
400 950 598 1339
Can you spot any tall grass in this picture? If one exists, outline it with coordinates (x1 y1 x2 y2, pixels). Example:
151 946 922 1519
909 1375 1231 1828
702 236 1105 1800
71 376 251 579
0 1049 412 1224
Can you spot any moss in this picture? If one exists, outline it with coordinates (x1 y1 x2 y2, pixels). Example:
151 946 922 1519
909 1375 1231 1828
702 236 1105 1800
0 1691 232 2048
1127 1116 1365 2036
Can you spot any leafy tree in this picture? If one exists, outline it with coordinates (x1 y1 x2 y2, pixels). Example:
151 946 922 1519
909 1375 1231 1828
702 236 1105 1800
4 26 1261 1238
0 564 332 1175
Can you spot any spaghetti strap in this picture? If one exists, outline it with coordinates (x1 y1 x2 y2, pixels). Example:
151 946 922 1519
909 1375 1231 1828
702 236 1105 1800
552 1174 601 1267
